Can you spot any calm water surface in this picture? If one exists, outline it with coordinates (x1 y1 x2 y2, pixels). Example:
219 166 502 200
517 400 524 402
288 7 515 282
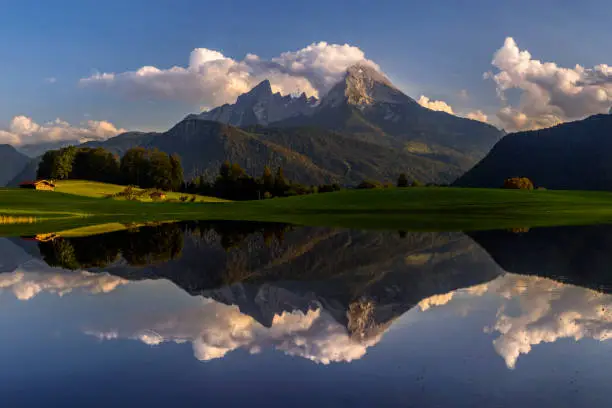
0 222 611 407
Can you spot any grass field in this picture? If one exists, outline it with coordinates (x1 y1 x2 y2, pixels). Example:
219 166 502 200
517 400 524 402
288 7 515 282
54 180 228 202
4 181 612 236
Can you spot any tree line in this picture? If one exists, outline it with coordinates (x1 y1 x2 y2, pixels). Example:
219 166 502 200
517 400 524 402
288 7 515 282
182 161 342 200
36 145 428 198
37 146 184 191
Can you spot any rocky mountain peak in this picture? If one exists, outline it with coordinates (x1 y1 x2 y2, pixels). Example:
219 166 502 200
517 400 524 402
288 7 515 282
190 79 317 127
236 79 273 104
321 63 415 108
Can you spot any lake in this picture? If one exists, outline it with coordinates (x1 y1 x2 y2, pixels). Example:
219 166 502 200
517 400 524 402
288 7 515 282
1 222 611 407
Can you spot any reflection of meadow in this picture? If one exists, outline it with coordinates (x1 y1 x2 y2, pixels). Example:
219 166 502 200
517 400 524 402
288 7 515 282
0 215 36 224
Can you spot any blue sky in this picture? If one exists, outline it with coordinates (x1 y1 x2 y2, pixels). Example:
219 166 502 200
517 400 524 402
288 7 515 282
1 0 611 144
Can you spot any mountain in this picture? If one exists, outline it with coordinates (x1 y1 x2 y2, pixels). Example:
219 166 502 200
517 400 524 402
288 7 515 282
455 113 612 189
189 79 318 127
274 63 503 165
7 64 503 186
0 144 29 186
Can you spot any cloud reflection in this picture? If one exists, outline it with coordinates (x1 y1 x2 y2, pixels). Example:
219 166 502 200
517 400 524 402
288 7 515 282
85 295 382 364
417 274 612 369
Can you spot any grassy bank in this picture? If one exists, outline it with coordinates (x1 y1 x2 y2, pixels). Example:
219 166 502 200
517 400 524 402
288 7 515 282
4 182 612 236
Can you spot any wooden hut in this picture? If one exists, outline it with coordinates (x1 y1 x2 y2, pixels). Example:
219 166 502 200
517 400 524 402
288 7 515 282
19 180 56 191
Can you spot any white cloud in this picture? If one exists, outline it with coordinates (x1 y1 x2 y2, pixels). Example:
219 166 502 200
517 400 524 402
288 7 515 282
466 110 489 123
488 37 612 131
79 42 379 107
418 95 490 123
417 95 455 114
0 115 126 146
44 77 57 84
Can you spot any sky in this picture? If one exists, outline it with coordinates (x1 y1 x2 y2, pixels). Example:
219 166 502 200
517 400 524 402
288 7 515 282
0 0 611 146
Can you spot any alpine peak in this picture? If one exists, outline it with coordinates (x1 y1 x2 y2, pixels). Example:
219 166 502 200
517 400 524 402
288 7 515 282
321 62 415 107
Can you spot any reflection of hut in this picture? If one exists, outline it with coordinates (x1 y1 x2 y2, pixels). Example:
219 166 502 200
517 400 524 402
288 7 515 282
21 233 58 242
19 180 56 191
150 191 167 200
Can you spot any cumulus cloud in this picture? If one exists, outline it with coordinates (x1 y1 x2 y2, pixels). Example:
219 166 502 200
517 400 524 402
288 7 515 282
488 37 612 131
0 115 126 146
418 95 490 123
79 42 379 108
417 95 455 114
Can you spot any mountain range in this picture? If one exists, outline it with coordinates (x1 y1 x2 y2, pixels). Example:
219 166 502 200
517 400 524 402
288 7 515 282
4 63 503 186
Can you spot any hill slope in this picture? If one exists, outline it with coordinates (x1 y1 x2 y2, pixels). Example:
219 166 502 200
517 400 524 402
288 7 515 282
0 144 29 186
455 114 612 190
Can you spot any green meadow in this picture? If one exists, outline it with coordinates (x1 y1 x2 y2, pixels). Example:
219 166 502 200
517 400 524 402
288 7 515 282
3 180 612 236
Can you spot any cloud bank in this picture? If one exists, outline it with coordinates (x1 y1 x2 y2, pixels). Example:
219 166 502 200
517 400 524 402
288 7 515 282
0 115 125 146
80 42 379 109
488 37 612 131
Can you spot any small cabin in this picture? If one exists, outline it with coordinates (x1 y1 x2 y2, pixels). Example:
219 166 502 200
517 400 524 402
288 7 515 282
150 191 167 200
19 180 56 191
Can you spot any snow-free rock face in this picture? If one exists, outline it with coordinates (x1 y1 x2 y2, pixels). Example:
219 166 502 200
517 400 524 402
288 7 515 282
191 79 318 127
320 63 416 108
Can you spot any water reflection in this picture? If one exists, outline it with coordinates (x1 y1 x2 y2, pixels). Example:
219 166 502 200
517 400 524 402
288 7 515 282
0 223 611 382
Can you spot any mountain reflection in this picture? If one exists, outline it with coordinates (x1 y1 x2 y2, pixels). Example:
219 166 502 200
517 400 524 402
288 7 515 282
0 223 611 367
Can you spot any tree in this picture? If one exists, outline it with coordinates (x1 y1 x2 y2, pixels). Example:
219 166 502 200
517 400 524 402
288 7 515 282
411 179 423 187
230 163 245 181
170 154 184 191
120 147 148 186
274 166 289 195
397 173 408 188
72 148 119 183
261 165 274 191
37 150 59 179
146 149 174 190
51 146 77 180
219 161 231 180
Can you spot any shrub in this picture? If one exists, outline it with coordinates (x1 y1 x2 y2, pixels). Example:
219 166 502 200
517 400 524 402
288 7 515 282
503 177 534 190
357 180 382 189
